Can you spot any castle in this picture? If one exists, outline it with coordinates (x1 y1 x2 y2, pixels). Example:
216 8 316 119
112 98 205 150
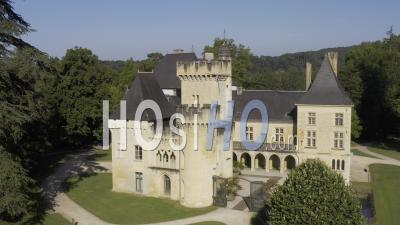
108 47 353 208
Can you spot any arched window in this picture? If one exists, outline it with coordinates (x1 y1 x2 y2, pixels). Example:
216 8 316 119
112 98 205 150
336 159 340 170
164 175 171 195
170 153 176 168
332 159 335 170
163 153 169 167
341 160 345 170
156 152 161 166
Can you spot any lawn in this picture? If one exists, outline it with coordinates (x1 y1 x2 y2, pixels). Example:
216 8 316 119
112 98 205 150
368 146 400 161
88 148 112 161
40 213 70 225
351 149 379 159
351 181 372 197
367 139 400 161
65 173 216 224
369 164 400 225
188 221 226 225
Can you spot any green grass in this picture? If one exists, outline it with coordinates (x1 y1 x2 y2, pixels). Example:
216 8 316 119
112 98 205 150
366 139 400 161
351 181 372 197
65 173 216 224
40 213 70 225
370 164 400 225
187 221 226 225
368 146 400 161
88 148 112 161
351 149 379 158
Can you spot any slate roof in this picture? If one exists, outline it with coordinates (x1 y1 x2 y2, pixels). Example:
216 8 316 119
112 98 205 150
110 73 176 121
297 56 353 105
233 90 305 122
154 52 197 89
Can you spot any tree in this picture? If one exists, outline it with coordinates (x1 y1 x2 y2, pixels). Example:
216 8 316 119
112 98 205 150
57 47 111 144
138 52 163 72
0 0 34 56
0 149 41 224
204 38 254 87
341 34 400 138
268 159 363 225
2 48 62 168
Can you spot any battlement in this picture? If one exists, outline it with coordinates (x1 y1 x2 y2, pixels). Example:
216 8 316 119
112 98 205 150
176 60 231 77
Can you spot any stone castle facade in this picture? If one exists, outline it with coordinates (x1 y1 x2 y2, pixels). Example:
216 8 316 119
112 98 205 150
109 48 353 208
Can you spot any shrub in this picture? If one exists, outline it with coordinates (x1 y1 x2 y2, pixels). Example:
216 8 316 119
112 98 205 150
268 159 364 225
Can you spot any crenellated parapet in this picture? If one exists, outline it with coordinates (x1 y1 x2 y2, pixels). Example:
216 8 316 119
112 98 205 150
176 60 231 78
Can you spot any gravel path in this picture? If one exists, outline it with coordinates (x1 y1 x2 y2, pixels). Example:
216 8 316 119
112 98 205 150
351 144 400 182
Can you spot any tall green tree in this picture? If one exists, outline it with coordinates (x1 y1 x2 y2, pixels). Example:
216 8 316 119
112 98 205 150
0 0 34 56
0 149 41 224
341 34 400 138
204 38 254 87
268 159 363 225
57 47 111 144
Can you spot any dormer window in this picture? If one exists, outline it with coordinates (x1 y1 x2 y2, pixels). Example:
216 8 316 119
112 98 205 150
308 112 316 125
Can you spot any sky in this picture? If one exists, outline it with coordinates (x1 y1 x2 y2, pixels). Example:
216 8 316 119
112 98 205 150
14 0 400 60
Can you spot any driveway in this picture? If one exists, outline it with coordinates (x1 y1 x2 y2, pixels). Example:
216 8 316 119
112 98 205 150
351 144 400 182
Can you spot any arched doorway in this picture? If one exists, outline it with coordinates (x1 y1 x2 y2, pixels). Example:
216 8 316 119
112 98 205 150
284 155 296 171
240 153 251 169
164 175 171 196
255 154 266 170
269 155 280 171
233 152 238 163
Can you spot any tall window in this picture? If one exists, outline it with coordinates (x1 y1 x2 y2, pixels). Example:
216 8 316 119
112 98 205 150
335 113 343 126
306 131 316 147
246 126 254 140
164 175 171 195
170 153 176 168
135 172 143 192
332 159 345 171
163 153 169 167
308 112 316 125
275 128 284 143
156 152 161 166
135 145 142 160
334 132 344 149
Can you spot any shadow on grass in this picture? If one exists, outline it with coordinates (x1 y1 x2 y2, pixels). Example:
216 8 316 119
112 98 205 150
363 137 400 152
41 149 108 213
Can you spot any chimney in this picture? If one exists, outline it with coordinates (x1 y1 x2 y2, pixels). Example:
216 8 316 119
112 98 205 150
204 52 214 61
327 52 338 76
306 62 312 90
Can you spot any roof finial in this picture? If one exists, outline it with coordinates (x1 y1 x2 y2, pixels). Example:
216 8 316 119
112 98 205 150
223 28 226 40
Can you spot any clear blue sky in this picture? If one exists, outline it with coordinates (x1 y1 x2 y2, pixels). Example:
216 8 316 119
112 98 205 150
15 0 400 60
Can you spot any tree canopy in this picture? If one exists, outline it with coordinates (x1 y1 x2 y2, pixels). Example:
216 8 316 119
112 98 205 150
268 159 363 225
